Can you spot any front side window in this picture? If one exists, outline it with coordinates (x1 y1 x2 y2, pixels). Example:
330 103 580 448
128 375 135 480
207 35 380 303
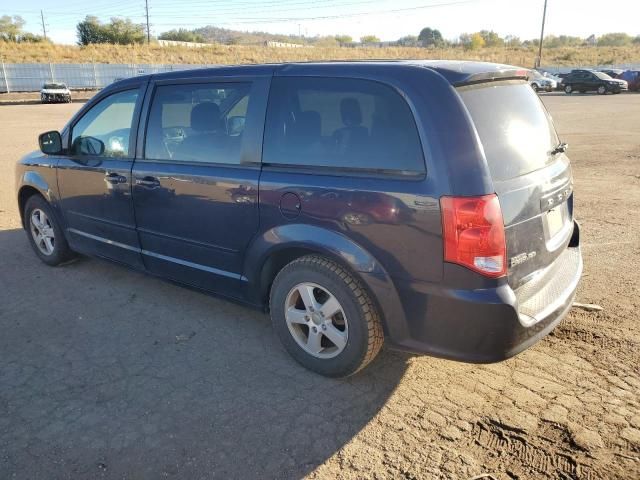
263 77 424 174
71 89 139 157
144 83 251 164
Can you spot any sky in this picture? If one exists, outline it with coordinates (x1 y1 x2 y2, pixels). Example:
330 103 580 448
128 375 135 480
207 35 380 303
7 0 640 45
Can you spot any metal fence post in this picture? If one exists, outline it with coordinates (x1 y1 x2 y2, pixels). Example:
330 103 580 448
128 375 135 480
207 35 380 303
1 60 9 93
92 61 98 89
49 63 55 82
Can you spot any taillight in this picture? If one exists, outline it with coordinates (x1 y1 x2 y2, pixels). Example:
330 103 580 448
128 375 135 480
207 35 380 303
440 194 507 278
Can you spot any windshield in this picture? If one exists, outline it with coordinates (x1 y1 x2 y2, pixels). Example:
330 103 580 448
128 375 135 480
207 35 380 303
43 83 67 89
594 72 612 80
458 81 559 182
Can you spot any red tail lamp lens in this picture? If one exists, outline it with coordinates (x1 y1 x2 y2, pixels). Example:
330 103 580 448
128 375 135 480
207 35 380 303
440 194 507 278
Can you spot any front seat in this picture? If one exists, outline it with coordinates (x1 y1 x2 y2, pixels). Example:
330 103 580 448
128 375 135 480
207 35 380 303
176 102 226 162
332 98 369 155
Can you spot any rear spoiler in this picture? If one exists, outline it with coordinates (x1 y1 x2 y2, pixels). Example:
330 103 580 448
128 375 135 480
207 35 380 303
452 69 530 87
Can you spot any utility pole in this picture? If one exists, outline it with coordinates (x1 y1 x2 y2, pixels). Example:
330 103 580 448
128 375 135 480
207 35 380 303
40 10 47 41
145 0 151 44
536 0 548 69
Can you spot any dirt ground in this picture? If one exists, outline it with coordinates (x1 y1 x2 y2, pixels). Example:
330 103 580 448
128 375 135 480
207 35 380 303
0 93 638 479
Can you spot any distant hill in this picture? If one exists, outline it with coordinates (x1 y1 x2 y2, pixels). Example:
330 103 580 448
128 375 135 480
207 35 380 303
193 26 307 45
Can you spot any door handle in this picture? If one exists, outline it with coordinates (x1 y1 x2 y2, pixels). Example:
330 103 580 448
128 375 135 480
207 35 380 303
135 176 160 188
104 173 127 184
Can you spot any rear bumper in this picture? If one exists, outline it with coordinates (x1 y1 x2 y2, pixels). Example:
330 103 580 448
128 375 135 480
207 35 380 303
385 221 582 363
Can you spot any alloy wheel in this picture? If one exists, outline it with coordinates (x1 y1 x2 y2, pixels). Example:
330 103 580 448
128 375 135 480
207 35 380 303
30 208 55 256
284 282 348 359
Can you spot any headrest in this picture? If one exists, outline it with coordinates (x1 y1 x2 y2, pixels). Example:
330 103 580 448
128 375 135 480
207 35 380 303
340 97 363 127
190 102 222 132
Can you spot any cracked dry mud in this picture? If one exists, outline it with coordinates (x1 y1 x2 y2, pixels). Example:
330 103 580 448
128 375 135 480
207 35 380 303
1 93 639 479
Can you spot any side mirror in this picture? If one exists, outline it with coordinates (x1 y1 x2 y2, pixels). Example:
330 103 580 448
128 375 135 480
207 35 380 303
227 116 246 136
73 136 105 156
39 131 63 155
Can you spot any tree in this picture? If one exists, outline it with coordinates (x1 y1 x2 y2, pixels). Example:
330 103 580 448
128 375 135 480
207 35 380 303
19 32 46 43
460 32 485 50
77 16 145 45
106 18 146 45
360 35 380 44
0 15 25 42
159 28 205 43
597 32 632 46
418 27 443 47
77 16 109 45
334 35 352 45
504 35 522 48
634 35 640 44
478 30 503 47
397 35 418 47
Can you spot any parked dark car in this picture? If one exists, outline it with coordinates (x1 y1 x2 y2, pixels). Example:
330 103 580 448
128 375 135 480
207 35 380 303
563 69 628 94
618 70 640 92
16 61 582 377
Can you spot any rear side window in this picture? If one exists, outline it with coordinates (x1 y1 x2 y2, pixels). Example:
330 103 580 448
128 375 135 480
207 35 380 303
263 77 424 174
145 82 251 164
458 81 559 181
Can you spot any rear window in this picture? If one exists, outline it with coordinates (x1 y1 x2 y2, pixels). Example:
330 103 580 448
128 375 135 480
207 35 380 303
458 81 559 181
263 77 424 174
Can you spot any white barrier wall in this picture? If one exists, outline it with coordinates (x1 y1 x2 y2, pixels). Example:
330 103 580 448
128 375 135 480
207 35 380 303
0 63 218 93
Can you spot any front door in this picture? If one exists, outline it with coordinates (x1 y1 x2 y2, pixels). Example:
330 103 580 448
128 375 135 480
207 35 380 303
132 77 268 297
57 85 146 267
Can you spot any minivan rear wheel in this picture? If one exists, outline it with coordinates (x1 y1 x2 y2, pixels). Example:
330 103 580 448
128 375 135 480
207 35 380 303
270 255 383 377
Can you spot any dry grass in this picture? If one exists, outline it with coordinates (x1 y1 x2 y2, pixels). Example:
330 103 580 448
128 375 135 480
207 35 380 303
1 42 639 67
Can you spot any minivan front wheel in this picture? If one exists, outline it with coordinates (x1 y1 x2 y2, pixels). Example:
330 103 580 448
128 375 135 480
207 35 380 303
564 85 573 94
270 255 383 377
24 195 75 266
597 85 607 95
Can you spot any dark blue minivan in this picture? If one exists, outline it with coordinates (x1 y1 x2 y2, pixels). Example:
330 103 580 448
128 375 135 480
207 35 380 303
16 61 582 376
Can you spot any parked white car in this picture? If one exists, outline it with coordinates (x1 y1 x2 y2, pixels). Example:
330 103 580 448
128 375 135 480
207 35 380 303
529 71 557 92
40 83 72 103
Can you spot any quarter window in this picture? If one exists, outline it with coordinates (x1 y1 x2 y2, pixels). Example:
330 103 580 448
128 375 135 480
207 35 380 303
144 83 251 164
71 89 139 157
263 77 424 173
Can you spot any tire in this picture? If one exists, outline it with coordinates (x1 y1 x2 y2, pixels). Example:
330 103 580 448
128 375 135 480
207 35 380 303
24 195 75 266
270 255 383 377
564 84 573 94
597 85 607 95
531 83 539 92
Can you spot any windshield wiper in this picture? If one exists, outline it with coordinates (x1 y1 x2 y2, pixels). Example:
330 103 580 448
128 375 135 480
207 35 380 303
550 142 568 155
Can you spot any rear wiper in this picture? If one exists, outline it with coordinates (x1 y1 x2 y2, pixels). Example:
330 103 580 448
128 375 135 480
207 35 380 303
550 142 568 155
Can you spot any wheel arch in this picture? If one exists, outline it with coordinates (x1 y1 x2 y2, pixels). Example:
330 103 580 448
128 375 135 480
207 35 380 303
17 183 49 229
244 224 409 340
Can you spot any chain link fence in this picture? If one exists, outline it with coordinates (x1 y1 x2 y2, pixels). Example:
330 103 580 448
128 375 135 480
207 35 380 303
2 61 639 93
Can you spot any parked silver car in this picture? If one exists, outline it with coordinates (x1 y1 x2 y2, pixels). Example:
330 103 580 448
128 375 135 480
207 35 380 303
529 70 557 92
40 83 72 103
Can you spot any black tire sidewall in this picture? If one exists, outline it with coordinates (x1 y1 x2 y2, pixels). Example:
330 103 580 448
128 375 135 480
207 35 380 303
24 195 72 266
270 260 372 377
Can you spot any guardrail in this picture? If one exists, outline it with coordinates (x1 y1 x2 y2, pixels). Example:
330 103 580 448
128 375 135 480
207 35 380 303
1 62 639 93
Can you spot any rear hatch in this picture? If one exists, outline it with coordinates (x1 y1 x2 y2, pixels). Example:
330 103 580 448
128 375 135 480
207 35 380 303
457 80 574 289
